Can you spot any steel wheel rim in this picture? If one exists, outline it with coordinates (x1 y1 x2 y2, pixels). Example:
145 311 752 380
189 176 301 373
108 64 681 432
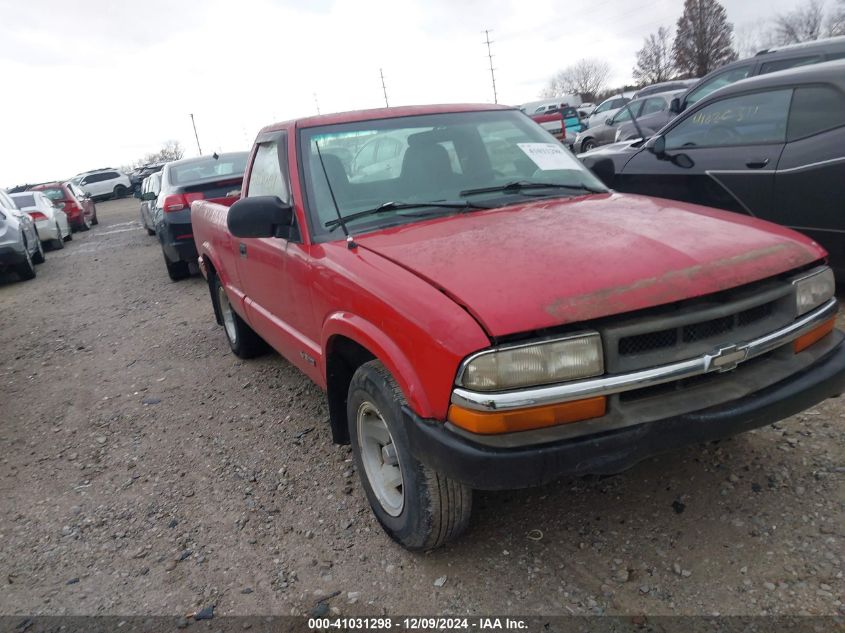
357 401 404 516
217 285 238 343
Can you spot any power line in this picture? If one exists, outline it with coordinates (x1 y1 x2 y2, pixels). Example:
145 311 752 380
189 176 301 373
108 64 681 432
379 68 389 107
189 113 202 155
484 29 498 104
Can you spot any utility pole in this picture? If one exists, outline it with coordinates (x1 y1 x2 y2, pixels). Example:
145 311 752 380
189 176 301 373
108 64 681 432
189 113 202 155
379 68 389 107
313 93 321 115
484 29 498 104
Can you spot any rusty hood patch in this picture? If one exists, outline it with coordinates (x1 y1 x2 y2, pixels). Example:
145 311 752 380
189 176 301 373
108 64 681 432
355 193 824 338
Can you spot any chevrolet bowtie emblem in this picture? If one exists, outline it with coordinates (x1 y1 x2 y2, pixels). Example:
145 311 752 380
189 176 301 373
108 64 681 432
708 344 749 373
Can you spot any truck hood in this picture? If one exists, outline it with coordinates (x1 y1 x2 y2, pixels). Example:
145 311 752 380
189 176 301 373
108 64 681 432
354 193 823 338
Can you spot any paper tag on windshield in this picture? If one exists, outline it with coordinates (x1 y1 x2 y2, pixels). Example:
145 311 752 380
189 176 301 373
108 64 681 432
517 143 580 171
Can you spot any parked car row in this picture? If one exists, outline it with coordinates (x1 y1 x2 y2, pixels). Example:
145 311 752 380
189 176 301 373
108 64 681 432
135 152 249 280
0 180 101 283
579 57 845 280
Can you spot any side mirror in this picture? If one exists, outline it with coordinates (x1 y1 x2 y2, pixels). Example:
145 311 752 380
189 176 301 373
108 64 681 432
227 196 294 239
669 97 681 114
647 135 666 157
605 118 612 126
141 191 157 201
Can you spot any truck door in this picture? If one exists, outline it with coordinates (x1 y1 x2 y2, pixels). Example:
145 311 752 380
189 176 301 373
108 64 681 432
618 88 791 218
235 132 321 383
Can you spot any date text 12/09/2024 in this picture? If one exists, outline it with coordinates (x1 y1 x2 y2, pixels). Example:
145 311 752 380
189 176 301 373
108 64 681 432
307 617 528 630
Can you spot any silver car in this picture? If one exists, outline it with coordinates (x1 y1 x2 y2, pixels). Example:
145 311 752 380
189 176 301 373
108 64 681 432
0 187 45 281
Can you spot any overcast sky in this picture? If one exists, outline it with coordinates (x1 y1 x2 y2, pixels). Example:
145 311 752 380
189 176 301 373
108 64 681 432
0 0 808 185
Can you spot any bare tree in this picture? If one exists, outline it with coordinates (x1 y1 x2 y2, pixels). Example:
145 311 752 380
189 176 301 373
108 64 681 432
633 27 675 85
132 140 185 168
733 22 776 57
773 0 825 44
829 0 845 36
673 0 737 78
541 58 611 101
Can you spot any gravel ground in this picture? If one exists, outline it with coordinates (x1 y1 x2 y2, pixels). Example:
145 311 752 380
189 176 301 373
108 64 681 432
0 198 843 617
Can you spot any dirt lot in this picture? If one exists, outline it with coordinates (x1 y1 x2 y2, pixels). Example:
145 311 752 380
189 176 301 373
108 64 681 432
0 197 843 618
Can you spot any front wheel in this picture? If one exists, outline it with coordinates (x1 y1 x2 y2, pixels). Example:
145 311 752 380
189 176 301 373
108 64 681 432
211 275 267 358
348 360 472 551
580 138 596 152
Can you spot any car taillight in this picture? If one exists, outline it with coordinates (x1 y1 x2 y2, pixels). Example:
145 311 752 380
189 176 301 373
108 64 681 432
28 211 47 222
163 193 204 212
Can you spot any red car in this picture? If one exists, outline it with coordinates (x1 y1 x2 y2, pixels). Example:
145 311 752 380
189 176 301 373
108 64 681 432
31 182 97 231
191 104 844 550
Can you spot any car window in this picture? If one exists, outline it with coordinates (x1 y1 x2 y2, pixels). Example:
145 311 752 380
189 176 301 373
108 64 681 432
594 101 611 114
612 106 634 124
685 65 754 107
12 194 35 208
641 97 667 116
39 187 65 201
788 85 845 141
247 140 290 203
760 55 823 74
666 89 792 149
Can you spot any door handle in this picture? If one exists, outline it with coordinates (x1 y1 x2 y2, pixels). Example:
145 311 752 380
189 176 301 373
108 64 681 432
745 158 770 169
239 243 247 257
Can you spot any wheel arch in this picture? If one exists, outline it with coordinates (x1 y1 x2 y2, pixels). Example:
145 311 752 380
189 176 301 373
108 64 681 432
322 314 433 445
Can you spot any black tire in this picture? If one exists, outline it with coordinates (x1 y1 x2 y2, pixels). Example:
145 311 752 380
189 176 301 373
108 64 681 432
63 230 72 242
211 275 267 358
91 207 99 225
347 360 472 551
51 224 64 250
32 237 45 264
580 138 596 152
77 215 91 232
113 185 127 199
14 240 36 281
163 251 190 281
146 227 156 236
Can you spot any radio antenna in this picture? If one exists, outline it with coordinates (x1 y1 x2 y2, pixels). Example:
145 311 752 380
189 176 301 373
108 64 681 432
314 140 356 249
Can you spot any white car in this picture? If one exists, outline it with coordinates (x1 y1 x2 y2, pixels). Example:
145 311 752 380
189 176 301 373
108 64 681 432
72 168 133 201
585 96 630 129
10 191 71 249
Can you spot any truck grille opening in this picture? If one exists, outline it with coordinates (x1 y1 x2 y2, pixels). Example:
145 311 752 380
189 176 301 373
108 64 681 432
618 299 778 357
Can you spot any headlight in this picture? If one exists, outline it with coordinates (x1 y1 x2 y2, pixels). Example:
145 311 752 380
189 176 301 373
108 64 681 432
793 267 835 316
457 333 603 391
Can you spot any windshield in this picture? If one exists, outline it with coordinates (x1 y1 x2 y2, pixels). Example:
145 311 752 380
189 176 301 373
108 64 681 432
300 109 607 240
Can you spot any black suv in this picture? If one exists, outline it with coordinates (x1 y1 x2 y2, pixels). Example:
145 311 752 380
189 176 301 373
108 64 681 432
580 60 845 277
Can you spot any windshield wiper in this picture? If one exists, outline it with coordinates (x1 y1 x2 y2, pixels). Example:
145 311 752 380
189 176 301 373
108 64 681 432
460 181 606 197
324 200 492 230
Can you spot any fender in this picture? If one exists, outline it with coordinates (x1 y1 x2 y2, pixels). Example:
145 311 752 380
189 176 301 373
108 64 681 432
322 312 435 419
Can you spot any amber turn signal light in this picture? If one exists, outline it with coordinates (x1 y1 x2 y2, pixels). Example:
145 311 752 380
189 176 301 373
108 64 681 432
447 396 606 435
793 317 836 354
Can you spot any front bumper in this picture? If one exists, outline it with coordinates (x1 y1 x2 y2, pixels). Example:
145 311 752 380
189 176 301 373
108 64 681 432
405 320 845 491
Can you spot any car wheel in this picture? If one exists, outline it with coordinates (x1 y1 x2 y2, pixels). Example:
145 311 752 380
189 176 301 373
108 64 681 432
113 185 127 199
348 360 472 551
146 227 156 236
212 275 267 358
14 239 36 281
64 230 73 242
581 138 596 152
91 207 98 225
77 214 91 232
51 224 64 250
32 237 45 264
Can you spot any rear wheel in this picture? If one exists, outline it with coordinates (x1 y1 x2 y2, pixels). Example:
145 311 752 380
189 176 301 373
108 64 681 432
113 185 127 199
146 227 156 236
91 206 98 225
348 360 472 550
32 238 45 264
51 224 64 250
163 251 190 281
15 239 36 281
77 214 91 232
212 275 267 358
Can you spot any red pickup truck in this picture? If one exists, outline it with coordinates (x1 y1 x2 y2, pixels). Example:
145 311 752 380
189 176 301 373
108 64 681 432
191 104 845 550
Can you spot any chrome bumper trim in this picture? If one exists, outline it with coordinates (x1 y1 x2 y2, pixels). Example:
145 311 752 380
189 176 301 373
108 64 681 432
451 298 838 412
